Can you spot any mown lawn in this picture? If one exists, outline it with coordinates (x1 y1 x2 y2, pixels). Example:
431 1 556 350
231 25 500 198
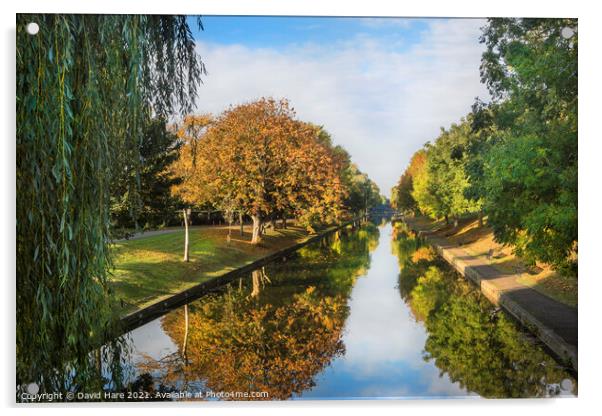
109 224 312 315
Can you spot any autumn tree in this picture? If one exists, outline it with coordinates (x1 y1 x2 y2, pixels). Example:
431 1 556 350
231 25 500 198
174 98 345 244
312 126 382 217
410 156 441 220
391 149 426 213
170 114 214 207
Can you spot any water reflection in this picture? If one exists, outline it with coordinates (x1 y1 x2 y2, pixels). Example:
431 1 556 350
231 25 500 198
123 221 576 400
128 222 379 400
391 222 577 398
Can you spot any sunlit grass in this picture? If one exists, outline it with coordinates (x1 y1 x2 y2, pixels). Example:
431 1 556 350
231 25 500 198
410 215 577 308
109 224 312 315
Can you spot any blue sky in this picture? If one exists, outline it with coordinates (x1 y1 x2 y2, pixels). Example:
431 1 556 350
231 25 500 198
187 16 490 196
190 16 428 51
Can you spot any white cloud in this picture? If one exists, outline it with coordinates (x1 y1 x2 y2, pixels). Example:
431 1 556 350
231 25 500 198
193 18 490 196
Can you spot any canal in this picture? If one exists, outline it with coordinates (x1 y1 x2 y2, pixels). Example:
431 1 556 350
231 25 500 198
120 220 576 400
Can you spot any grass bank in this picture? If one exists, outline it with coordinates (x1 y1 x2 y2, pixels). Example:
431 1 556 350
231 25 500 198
408 215 577 307
110 223 317 315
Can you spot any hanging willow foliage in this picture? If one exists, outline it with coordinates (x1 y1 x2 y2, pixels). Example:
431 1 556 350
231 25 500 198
16 14 205 394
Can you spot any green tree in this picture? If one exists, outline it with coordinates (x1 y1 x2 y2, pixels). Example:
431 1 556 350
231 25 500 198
16 14 204 393
428 120 482 225
343 164 381 216
410 121 481 224
477 18 578 275
110 118 183 231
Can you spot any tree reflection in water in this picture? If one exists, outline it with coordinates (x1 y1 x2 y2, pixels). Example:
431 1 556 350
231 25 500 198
391 222 577 398
136 223 380 400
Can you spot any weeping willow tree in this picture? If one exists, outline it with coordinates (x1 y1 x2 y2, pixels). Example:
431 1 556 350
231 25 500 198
16 14 205 394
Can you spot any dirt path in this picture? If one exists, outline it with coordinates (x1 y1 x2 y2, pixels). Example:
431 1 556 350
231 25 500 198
113 225 235 242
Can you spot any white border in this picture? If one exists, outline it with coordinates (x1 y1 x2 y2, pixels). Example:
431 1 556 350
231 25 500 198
2 1 600 415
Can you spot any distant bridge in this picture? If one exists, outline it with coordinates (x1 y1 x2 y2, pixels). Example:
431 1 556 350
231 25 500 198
369 206 397 218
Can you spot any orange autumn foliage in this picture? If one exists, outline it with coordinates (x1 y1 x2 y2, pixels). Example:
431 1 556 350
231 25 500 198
171 98 345 242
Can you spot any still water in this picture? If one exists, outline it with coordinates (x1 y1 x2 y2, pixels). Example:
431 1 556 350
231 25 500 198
122 221 576 400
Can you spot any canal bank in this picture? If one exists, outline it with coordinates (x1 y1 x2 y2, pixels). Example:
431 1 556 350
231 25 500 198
400 216 578 372
119 217 369 333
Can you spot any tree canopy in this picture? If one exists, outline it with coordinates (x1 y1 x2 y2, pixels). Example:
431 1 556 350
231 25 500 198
392 18 577 275
394 119 481 224
476 18 578 275
170 98 380 243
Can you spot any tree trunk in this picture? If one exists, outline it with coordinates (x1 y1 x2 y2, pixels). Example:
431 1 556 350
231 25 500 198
454 217 459 228
95 349 102 376
251 270 260 298
239 211 244 236
251 214 262 244
182 304 189 360
478 210 484 227
183 208 190 262
227 217 232 244
250 267 271 297
445 215 449 225
264 217 274 232
281 214 287 229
